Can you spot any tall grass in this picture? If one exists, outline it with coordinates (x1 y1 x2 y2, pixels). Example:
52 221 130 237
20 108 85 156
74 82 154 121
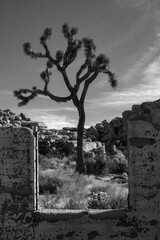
39 171 128 210
39 152 128 210
39 173 92 209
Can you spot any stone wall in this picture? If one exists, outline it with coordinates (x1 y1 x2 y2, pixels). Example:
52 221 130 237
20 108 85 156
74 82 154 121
1 99 160 239
0 127 36 239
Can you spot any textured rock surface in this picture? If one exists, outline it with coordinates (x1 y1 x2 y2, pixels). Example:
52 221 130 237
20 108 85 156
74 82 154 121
86 117 127 154
0 108 47 129
0 127 36 240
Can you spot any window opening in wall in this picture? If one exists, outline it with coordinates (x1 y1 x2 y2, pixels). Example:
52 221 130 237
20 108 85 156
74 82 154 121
37 122 129 211
13 22 129 212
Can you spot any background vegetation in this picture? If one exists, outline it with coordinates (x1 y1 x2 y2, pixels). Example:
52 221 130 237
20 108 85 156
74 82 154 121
39 150 128 210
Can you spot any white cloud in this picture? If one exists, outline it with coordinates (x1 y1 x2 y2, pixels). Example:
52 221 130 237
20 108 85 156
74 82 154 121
25 110 77 129
21 107 76 113
86 54 160 111
13 107 77 129
97 21 160 103
121 51 160 87
35 114 77 129
142 56 160 80
97 36 160 90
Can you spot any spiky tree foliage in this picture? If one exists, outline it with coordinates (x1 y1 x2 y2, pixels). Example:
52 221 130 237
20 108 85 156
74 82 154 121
14 23 117 174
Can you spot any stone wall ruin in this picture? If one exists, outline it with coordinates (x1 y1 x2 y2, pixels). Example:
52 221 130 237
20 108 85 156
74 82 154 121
1 99 160 239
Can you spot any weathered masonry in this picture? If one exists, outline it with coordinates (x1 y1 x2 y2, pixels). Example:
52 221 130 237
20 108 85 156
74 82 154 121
0 99 160 239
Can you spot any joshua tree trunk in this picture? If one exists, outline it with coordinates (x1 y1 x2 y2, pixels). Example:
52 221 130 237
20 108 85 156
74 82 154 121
76 104 86 174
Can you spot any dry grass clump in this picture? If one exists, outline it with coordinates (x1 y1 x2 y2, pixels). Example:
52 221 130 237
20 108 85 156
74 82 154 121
39 172 92 209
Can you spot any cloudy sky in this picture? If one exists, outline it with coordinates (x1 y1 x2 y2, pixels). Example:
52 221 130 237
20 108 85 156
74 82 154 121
1 0 160 129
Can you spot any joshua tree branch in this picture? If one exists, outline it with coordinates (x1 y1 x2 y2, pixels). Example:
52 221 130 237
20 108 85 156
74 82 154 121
75 60 93 92
40 40 75 92
63 45 72 67
78 68 92 83
40 41 63 71
80 71 98 105
61 70 74 93
76 61 88 80
14 88 72 107
103 69 117 89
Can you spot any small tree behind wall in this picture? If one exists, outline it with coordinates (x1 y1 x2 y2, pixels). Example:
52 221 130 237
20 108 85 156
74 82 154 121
14 23 117 174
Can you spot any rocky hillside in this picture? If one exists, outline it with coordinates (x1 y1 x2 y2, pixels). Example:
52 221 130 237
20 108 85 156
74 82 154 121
0 108 127 156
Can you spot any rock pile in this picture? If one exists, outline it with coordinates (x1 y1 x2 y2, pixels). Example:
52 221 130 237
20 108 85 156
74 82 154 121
38 126 105 157
86 117 127 154
0 108 127 156
0 109 31 127
0 108 47 129
37 117 127 157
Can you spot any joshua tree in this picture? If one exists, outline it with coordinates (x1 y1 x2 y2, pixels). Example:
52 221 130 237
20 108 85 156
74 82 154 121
14 23 117 174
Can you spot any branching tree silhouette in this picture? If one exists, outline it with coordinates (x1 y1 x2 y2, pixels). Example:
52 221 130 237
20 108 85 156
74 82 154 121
14 23 117 174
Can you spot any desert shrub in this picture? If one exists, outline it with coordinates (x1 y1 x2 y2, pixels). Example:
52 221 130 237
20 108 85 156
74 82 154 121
38 139 52 156
67 153 107 176
105 183 128 209
108 195 128 209
55 140 74 156
67 152 77 162
88 192 111 209
94 155 107 175
85 157 96 175
106 150 128 174
88 183 128 209
85 155 107 176
39 154 58 170
61 156 76 172
39 169 63 194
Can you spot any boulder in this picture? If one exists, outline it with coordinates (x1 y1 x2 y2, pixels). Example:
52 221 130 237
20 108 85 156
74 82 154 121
100 132 113 142
19 112 27 120
13 121 21 126
110 117 122 129
83 141 97 153
95 123 104 133
96 141 102 148
61 135 70 140
58 130 69 135
87 126 99 140
95 123 104 129
69 132 77 140
14 115 22 121
63 127 78 132
68 140 77 149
